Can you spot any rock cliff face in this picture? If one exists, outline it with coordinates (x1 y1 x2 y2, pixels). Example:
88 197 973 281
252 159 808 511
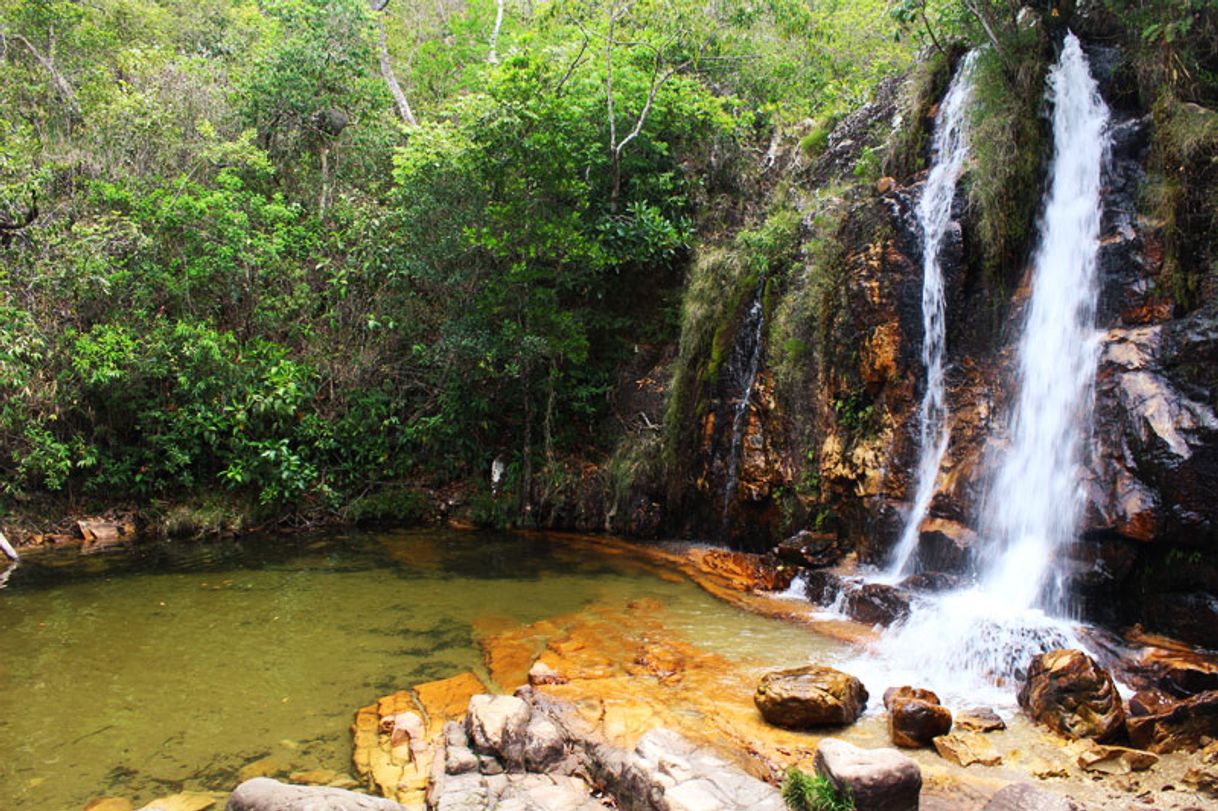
631 37 1218 644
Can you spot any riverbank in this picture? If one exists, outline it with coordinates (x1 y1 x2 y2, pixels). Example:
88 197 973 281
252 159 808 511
8 529 1214 810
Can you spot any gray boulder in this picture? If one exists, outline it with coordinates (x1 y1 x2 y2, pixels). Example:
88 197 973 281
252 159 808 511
814 738 921 811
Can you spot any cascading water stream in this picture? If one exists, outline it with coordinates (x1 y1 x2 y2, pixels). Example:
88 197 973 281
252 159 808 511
886 51 978 579
722 279 767 521
861 33 1111 702
976 31 1110 617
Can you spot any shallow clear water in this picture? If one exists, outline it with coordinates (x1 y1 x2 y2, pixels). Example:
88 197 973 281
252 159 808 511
0 529 838 810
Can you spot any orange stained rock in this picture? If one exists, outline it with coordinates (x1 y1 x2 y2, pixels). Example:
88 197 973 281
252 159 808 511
352 671 486 808
414 671 487 735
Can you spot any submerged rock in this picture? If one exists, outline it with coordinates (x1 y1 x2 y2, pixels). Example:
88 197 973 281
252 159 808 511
933 733 1001 767
754 665 868 728
1075 742 1158 774
955 707 1006 733
814 738 921 811
1126 688 1218 753
227 779 406 810
1017 649 1125 742
802 570 845 605
844 582 911 626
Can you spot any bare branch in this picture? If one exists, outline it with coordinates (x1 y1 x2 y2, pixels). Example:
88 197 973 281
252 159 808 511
375 14 418 126
11 32 81 119
555 26 589 96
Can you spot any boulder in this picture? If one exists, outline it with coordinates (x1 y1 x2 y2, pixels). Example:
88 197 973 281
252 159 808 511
754 665 869 728
1128 690 1175 717
774 530 845 568
882 686 940 710
1017 649 1125 742
915 518 977 573
522 715 565 773
803 570 845 605
698 549 794 592
1134 644 1218 697
226 779 407 810
955 707 1006 733
980 784 1083 811
844 583 911 626
1075 742 1158 774
814 738 921 811
898 571 964 593
465 695 532 770
889 697 952 748
1126 689 1218 753
933 733 1001 767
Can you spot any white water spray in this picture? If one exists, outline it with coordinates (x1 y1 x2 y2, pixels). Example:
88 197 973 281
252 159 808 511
886 52 978 578
977 32 1110 616
868 34 1111 701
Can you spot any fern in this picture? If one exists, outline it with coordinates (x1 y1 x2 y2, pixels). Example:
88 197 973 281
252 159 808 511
781 767 855 811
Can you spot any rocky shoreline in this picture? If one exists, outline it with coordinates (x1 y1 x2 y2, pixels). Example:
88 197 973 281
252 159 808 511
66 537 1218 811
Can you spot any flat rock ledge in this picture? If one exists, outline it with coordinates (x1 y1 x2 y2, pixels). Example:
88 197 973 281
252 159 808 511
227 777 409 810
430 688 787 811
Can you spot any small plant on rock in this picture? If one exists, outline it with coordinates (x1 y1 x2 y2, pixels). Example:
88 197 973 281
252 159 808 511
782 767 854 811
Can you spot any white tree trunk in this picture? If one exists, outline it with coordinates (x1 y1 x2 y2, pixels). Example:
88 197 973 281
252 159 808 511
488 0 506 63
0 530 18 562
377 17 418 126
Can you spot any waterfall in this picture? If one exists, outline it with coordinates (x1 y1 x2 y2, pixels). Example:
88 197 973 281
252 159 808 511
722 279 767 520
865 34 1110 702
886 51 978 578
976 32 1110 616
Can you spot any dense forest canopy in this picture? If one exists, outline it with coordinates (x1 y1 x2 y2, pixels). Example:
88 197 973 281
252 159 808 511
0 0 1214 528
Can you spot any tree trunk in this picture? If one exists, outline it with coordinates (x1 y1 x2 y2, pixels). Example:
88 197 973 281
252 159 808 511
488 0 505 63
13 32 81 120
520 363 533 522
544 361 556 465
376 17 417 126
319 145 331 217
0 530 18 562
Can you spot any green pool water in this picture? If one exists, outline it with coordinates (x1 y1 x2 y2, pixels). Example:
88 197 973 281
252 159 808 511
0 529 839 810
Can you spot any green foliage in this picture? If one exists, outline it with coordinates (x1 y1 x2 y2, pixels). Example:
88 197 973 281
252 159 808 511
770 200 849 394
664 208 800 470
1113 0 1218 105
782 767 854 811
884 49 952 178
344 486 429 526
1145 94 1218 305
832 390 875 433
964 41 1048 290
800 127 831 159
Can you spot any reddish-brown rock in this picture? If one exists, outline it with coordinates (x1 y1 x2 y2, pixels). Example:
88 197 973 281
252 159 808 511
845 583 911 626
1126 689 1218 753
1017 649 1125 742
889 696 952 748
754 665 868 729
